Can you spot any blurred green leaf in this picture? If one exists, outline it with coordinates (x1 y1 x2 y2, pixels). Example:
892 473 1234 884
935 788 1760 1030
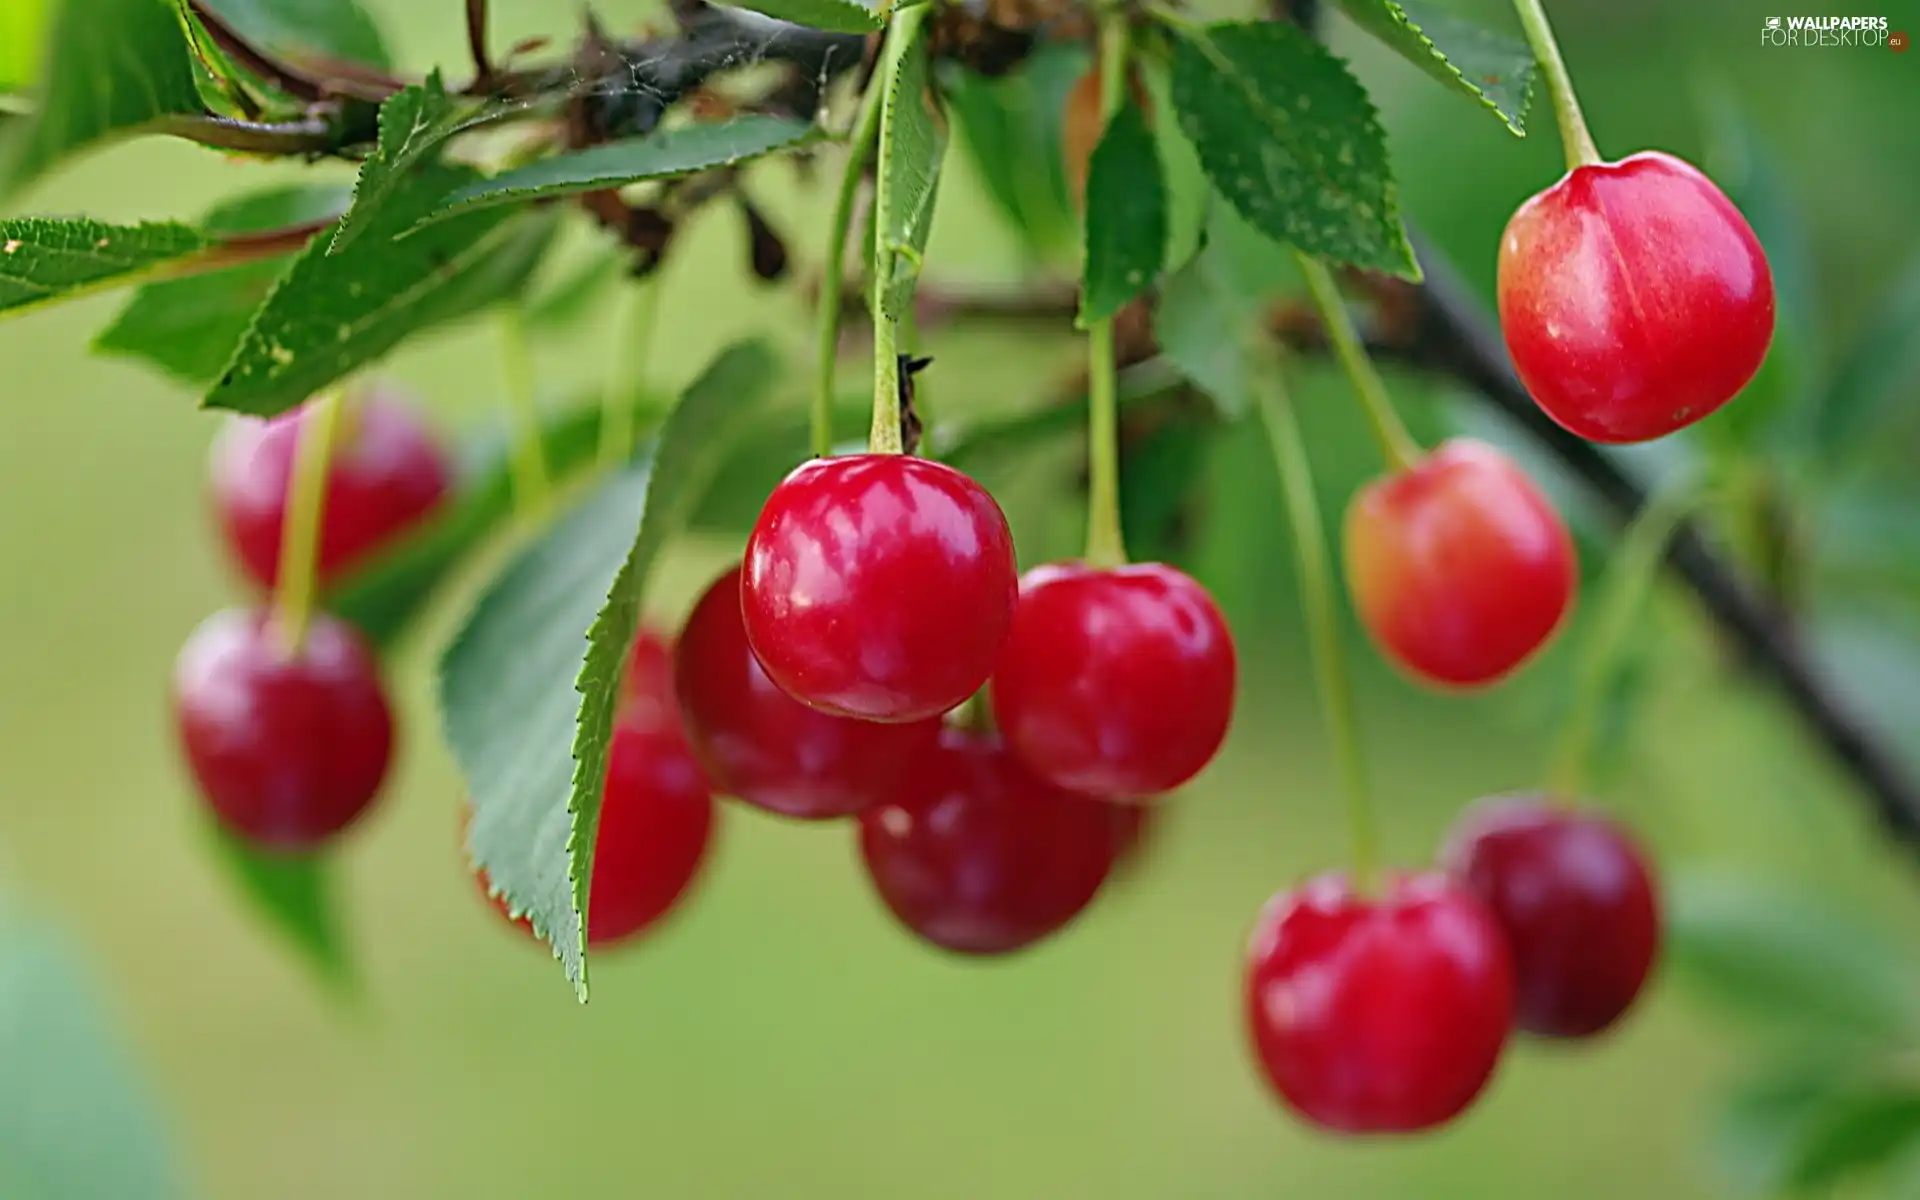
0 217 207 319
0 0 204 197
1787 1086 1920 1192
1080 101 1167 324
204 163 558 417
725 0 880 33
1139 57 1207 276
1167 20 1415 278
1332 0 1535 133
524 256 625 332
1669 871 1920 1044
941 48 1080 263
1120 412 1211 566
207 823 352 992
1717 1062 1838 1196
415 118 821 230
95 185 345 382
876 13 945 323
198 0 390 69
1811 251 1920 469
0 914 185 1199
440 342 776 998
0 0 46 91
329 73 468 253
1154 204 1296 417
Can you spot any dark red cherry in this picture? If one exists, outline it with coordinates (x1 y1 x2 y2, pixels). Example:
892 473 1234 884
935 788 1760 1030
676 567 941 820
1344 439 1576 689
476 719 716 947
172 608 393 850
617 627 679 735
741 455 1017 724
211 385 452 591
991 562 1235 797
1498 150 1775 444
859 727 1117 955
1440 795 1660 1039
1245 872 1515 1134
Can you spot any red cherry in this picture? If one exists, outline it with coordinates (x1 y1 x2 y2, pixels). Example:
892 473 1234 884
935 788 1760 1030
676 567 941 820
211 386 452 591
617 627 679 735
1344 439 1576 688
1440 795 1660 1039
991 562 1235 797
475 719 716 947
1497 151 1775 444
858 727 1117 955
1245 872 1515 1134
741 455 1017 723
172 608 393 850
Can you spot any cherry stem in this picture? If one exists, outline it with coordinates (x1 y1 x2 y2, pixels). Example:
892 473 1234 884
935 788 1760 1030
868 7 929 457
496 303 551 514
600 277 658 469
816 73 886 459
1081 13 1131 570
1295 251 1422 474
1255 366 1378 892
1509 0 1602 170
271 387 347 659
1548 477 1712 797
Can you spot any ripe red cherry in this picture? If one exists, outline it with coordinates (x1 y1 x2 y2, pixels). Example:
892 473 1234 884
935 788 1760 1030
991 562 1235 797
1440 795 1660 1039
858 727 1117 955
172 608 393 850
1344 439 1576 688
211 386 452 590
676 567 941 820
742 455 1017 723
617 628 679 735
1498 151 1775 444
476 719 716 947
1245 872 1515 1134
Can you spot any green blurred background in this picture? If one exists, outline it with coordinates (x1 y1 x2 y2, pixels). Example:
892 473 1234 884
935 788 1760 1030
2 0 1918 1196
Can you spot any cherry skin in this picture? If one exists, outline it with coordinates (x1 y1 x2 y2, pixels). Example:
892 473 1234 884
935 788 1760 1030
618 627 679 735
1440 795 1661 1039
1344 438 1576 688
742 455 1018 724
1498 150 1775 444
1245 872 1516 1134
172 608 393 850
858 727 1117 955
211 385 453 591
991 562 1236 797
676 566 942 820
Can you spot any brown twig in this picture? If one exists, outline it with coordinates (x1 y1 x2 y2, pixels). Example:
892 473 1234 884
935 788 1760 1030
150 112 346 156
465 0 496 91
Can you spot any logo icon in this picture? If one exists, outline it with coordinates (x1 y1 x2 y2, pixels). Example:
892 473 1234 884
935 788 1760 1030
1765 16 1781 30
1893 30 1910 51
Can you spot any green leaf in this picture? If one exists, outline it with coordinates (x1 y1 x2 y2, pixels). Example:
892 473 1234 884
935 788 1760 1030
95 185 344 382
875 10 946 322
0 0 47 91
1140 55 1208 275
1080 101 1168 324
1167 20 1416 279
1332 0 1534 134
0 0 205 197
525 255 625 331
0 217 208 319
940 47 1081 263
415 117 821 229
206 824 352 991
723 0 880 33
1668 871 1920 1044
440 342 777 997
0 912 184 1198
1812 251 1920 468
205 162 559 417
1787 1086 1920 1192
1120 413 1211 565
1154 201 1300 416
329 73 468 253
198 0 390 70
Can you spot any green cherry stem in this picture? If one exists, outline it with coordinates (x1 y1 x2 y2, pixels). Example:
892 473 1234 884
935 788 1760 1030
1548 477 1712 796
1081 12 1132 569
1510 0 1602 171
1295 251 1422 474
816 72 885 459
496 301 551 513
868 6 930 457
1256 365 1378 891
271 386 346 658
600 277 659 469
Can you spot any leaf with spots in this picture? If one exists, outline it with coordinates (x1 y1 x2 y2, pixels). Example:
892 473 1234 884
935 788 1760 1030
1167 20 1416 279
439 341 777 998
204 161 559 417
1080 99 1168 324
329 73 505 253
0 217 209 320
874 8 945 322
1332 0 1535 135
